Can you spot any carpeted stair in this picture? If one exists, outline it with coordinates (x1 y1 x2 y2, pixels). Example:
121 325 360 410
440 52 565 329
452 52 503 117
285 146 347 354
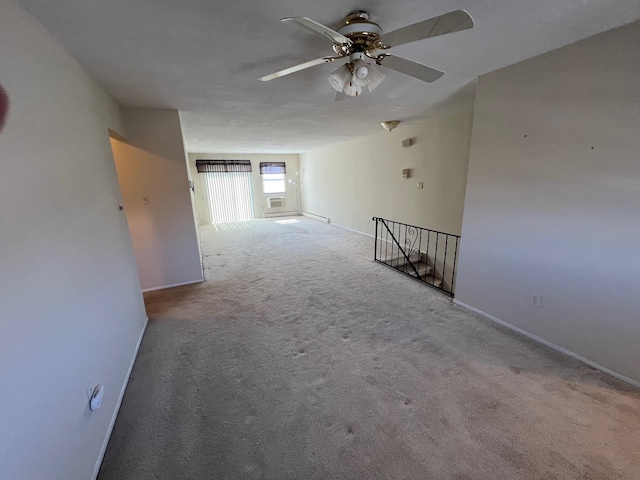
382 252 443 288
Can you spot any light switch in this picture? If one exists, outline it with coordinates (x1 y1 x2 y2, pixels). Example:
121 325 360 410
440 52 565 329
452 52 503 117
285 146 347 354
417 182 424 189
142 194 150 204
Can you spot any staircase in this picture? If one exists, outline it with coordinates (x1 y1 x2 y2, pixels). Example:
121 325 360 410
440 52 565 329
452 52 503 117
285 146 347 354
382 252 443 288
372 217 460 296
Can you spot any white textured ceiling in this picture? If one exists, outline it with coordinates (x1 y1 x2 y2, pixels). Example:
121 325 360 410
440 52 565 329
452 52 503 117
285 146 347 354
17 0 640 153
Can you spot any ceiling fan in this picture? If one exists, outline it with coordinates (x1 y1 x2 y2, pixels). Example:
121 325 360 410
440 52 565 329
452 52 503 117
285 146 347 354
259 10 474 100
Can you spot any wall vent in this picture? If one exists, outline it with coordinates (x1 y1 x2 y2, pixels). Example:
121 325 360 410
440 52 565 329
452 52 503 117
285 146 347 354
268 196 285 209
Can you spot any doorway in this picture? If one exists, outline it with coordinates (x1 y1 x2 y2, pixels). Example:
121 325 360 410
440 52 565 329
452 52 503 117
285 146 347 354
197 160 254 223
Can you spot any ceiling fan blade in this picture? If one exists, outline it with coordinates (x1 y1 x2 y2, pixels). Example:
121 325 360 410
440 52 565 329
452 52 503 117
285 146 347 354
282 17 352 45
378 55 444 83
259 57 337 81
378 10 474 48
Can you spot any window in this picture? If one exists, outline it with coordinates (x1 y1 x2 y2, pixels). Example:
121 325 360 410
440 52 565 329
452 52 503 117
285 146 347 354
261 173 285 194
260 162 286 195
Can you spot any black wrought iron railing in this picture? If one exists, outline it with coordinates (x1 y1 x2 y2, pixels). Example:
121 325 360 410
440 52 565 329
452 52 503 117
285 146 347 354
372 217 461 296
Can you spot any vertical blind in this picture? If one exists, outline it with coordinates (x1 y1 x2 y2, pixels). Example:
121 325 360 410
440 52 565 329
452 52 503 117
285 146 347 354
196 160 254 223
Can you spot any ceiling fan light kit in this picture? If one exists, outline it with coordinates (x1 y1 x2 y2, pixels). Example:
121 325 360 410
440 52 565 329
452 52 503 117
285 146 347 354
259 9 474 100
327 54 385 98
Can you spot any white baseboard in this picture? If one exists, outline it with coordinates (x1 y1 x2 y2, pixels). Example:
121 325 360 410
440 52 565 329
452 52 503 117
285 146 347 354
263 210 300 218
452 299 640 390
325 222 398 255
301 211 330 223
330 222 395 248
142 278 203 293
330 221 375 239
323 220 396 245
92 316 149 479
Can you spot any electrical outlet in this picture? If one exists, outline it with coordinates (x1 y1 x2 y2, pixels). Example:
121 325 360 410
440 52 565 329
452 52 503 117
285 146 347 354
530 293 541 307
417 182 424 189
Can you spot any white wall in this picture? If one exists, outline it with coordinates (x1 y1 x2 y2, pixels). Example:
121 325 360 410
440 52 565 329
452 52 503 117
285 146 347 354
0 2 148 478
187 153 300 223
455 21 640 383
299 110 473 237
111 108 204 291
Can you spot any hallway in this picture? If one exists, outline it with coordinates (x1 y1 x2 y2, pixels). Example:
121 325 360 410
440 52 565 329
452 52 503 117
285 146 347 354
99 218 640 479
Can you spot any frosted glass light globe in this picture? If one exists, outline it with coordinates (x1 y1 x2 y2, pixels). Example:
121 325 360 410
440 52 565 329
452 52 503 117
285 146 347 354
356 65 369 79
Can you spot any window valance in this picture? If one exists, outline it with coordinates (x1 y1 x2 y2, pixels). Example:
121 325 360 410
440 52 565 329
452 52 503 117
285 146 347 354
259 162 286 174
196 160 252 173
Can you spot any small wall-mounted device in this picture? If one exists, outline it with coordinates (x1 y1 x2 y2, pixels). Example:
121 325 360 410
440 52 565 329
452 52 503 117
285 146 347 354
530 293 541 307
402 168 411 179
89 385 104 411
402 138 415 148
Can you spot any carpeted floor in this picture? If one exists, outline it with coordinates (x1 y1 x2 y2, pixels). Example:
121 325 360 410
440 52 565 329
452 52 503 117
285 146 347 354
99 217 640 479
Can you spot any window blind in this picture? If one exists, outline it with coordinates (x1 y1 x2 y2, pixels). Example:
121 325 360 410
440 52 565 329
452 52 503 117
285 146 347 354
196 159 252 173
259 162 286 174
201 170 254 223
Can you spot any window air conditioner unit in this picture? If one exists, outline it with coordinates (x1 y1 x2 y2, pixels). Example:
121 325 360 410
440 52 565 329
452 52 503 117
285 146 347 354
268 196 285 209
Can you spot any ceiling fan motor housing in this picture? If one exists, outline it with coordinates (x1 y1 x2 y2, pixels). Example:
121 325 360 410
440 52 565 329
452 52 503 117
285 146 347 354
333 11 383 56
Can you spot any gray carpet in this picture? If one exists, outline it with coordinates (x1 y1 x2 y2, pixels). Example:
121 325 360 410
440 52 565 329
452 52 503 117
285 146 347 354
99 217 640 479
